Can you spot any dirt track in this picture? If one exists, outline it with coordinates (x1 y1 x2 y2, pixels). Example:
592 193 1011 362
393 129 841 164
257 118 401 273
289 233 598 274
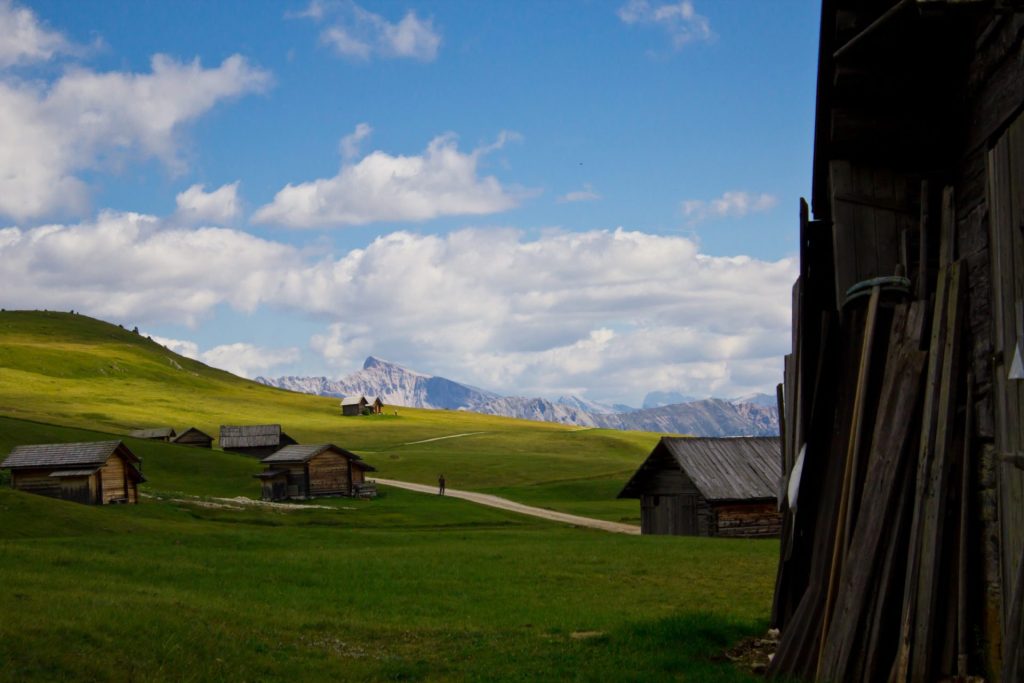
374 478 641 535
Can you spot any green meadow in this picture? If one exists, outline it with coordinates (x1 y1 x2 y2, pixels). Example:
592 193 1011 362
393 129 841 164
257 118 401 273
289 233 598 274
0 311 779 680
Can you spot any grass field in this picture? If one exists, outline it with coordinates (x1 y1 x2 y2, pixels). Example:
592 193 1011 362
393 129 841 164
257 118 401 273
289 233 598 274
0 310 780 680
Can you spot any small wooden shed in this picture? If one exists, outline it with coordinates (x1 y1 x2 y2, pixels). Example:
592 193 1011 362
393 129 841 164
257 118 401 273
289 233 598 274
367 396 385 414
219 424 297 458
254 443 376 501
1 440 145 505
172 427 213 449
130 427 176 442
618 436 781 537
340 396 368 416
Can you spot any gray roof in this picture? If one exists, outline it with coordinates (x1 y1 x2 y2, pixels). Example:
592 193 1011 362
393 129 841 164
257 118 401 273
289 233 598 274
220 424 288 448
130 427 176 439
261 443 372 469
49 468 101 478
173 427 213 442
340 396 366 406
619 436 780 502
1 441 138 470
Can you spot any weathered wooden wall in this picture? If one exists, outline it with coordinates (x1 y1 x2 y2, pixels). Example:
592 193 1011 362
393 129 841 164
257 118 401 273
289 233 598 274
11 469 61 499
713 502 781 538
308 451 350 497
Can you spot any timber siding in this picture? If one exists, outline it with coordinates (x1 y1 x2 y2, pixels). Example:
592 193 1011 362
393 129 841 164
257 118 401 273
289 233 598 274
2 441 144 505
619 437 781 537
172 427 213 449
255 444 375 501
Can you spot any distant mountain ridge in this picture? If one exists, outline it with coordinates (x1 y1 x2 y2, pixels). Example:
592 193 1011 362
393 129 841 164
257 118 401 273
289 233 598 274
256 357 779 437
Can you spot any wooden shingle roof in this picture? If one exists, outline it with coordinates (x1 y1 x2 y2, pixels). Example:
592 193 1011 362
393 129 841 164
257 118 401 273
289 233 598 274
340 396 366 406
219 424 290 448
1 440 138 470
130 427 176 439
619 436 780 503
173 427 212 443
261 443 375 471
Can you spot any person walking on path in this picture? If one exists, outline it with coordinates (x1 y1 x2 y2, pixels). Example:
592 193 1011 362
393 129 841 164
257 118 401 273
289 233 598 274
438 474 446 496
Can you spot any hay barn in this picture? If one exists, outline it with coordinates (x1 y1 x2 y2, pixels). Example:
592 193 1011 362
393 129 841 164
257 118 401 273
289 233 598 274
1 440 144 505
172 427 213 449
129 427 176 442
254 443 376 501
219 424 297 458
769 2 1024 680
367 396 385 414
618 437 781 537
340 396 367 416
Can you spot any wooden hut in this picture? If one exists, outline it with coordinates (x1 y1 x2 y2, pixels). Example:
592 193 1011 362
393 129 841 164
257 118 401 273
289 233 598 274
254 443 376 501
367 396 385 414
618 437 781 537
340 396 367 416
219 424 296 458
172 427 213 449
129 427 176 442
1 440 144 505
769 3 1024 681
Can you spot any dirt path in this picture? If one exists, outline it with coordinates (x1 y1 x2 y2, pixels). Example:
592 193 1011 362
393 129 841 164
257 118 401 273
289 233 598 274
374 478 640 535
402 432 486 446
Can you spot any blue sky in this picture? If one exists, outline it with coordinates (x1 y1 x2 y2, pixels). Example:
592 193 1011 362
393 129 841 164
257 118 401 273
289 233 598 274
0 1 819 406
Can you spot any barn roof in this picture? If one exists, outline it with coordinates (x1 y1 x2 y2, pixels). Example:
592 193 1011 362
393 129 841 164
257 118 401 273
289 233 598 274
1 440 139 470
130 427 176 439
340 396 366 406
618 436 780 503
367 396 383 404
173 427 212 442
219 424 290 448
261 443 375 470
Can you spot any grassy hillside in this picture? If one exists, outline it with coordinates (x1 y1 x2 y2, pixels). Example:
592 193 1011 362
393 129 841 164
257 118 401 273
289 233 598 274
0 310 659 520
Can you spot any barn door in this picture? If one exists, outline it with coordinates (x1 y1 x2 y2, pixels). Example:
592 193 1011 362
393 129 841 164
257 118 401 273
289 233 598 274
988 111 1024 641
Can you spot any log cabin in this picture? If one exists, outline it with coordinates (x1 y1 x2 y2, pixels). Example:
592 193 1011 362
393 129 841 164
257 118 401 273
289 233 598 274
618 437 781 537
340 396 368 416
129 427 176 442
769 2 1024 680
254 443 376 501
367 396 385 414
1 440 144 505
219 424 296 458
172 427 213 449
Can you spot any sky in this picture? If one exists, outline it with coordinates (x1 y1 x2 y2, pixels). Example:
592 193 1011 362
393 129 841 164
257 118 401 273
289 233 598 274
0 0 820 407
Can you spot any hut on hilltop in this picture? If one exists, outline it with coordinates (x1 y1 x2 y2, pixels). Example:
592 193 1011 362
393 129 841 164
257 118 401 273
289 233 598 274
618 437 781 537
219 424 296 458
340 396 368 416
130 427 176 442
172 427 213 449
769 2 1024 680
254 443 376 501
1 440 144 505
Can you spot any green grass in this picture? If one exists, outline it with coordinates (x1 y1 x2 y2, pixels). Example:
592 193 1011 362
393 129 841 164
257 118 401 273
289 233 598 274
0 310 780 680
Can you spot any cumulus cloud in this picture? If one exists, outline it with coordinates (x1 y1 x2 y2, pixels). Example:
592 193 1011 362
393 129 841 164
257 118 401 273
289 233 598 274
149 334 200 360
558 183 601 203
681 191 777 224
296 1 441 62
253 130 524 228
0 211 794 401
0 0 73 67
0 54 271 221
339 122 372 161
149 334 298 378
618 0 714 49
175 182 242 224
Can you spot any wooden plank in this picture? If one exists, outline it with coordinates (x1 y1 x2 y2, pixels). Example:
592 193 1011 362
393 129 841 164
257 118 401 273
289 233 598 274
918 180 930 300
957 373 974 679
938 186 955 268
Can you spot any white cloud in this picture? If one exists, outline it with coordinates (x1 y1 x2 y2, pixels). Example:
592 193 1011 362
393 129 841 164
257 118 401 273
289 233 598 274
681 191 777 224
0 211 794 401
298 2 441 62
339 122 372 161
149 334 200 360
253 131 524 228
175 182 242 224
558 183 601 203
0 0 72 68
618 0 714 49
198 343 301 378
0 54 271 221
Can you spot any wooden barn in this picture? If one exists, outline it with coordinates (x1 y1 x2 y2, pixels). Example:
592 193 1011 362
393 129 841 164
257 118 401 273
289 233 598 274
769 2 1024 681
129 427 176 442
340 396 367 416
219 424 296 458
618 437 781 537
172 427 213 449
1 440 144 505
254 443 376 501
367 396 385 414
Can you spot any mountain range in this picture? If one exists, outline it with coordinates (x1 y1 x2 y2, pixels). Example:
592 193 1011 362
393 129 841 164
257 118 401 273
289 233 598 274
256 356 779 437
